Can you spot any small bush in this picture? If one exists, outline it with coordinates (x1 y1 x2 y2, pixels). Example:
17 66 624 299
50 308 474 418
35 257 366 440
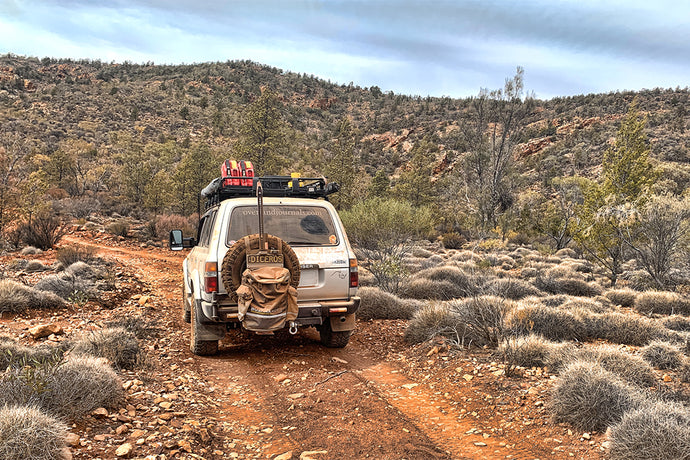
106 219 130 237
577 345 656 388
0 405 68 460
506 303 586 342
33 273 90 300
549 361 643 431
609 401 690 460
20 246 41 255
441 232 465 249
15 213 67 250
357 287 421 320
484 278 542 300
605 288 638 308
56 245 96 266
154 214 195 240
634 291 690 315
404 302 460 344
641 341 684 370
0 337 64 371
71 328 140 369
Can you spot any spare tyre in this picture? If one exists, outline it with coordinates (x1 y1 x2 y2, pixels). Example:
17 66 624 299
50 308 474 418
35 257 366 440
222 234 301 301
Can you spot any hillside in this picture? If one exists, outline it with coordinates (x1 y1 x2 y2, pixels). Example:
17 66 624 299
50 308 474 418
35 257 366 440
0 54 689 233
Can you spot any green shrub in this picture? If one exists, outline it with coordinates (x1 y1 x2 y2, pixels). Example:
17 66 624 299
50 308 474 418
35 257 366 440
549 361 643 431
641 341 684 370
357 287 421 320
634 291 690 315
0 405 68 460
404 302 460 344
605 288 638 308
609 401 690 460
71 327 140 369
106 219 130 237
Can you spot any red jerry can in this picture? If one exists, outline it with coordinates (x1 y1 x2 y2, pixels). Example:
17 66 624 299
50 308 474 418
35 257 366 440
221 160 241 186
240 160 254 186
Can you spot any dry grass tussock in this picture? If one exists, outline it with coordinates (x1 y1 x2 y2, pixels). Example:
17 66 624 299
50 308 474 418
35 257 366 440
609 401 690 460
554 248 578 258
634 291 690 315
576 345 656 388
535 273 603 297
662 315 690 332
33 261 102 299
0 280 66 313
71 327 140 369
549 361 644 431
405 296 511 347
640 341 684 370
402 265 483 300
20 246 42 255
499 335 576 372
484 277 542 300
559 297 614 314
0 336 65 370
0 356 123 420
24 260 48 272
506 303 587 342
357 287 423 320
605 288 639 308
0 405 68 460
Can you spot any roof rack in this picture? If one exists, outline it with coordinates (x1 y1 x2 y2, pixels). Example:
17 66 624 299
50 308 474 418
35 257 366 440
202 175 339 210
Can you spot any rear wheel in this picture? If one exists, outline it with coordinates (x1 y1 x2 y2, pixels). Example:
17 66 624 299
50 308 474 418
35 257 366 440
190 303 219 356
319 320 351 348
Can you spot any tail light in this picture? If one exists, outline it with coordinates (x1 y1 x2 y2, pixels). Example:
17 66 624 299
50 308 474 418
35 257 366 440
204 262 218 293
349 259 358 288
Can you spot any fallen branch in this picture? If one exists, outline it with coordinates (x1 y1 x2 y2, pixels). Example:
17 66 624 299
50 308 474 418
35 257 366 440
314 370 348 386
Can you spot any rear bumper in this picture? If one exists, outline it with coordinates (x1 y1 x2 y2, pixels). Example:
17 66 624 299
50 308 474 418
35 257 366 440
200 295 360 328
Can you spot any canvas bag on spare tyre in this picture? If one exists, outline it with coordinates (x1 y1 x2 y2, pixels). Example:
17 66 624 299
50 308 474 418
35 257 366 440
235 266 298 332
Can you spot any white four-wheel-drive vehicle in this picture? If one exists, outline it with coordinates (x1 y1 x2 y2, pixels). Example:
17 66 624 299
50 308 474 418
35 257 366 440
170 165 360 355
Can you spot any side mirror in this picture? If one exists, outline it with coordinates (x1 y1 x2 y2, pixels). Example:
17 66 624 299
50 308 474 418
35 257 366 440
169 230 184 251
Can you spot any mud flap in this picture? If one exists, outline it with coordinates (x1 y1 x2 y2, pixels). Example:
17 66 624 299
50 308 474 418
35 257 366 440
330 313 356 332
194 301 226 340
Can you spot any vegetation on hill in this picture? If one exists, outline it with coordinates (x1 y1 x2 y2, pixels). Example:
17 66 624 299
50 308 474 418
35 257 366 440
1 54 689 289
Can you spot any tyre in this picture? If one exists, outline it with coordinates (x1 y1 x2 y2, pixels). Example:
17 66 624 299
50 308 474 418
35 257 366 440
319 320 351 348
182 285 191 323
221 234 300 301
190 303 219 356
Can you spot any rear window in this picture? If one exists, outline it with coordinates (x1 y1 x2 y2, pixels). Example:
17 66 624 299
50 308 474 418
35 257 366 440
227 205 339 246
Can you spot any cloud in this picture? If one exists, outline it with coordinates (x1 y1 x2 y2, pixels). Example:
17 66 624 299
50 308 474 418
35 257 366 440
1 0 689 98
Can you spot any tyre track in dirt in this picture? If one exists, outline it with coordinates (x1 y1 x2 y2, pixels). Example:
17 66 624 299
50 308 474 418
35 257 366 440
76 234 546 459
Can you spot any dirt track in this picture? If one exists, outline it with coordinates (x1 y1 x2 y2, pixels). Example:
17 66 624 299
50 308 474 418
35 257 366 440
51 233 603 459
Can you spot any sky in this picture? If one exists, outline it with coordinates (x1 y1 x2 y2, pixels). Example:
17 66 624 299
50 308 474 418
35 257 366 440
0 0 689 99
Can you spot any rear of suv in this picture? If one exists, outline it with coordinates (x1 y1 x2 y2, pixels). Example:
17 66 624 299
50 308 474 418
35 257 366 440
171 172 360 355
